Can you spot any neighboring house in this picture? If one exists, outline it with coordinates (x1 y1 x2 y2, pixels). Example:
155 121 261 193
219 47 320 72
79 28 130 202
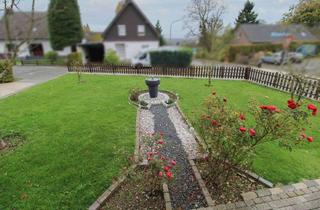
0 11 71 58
101 0 159 61
232 24 319 46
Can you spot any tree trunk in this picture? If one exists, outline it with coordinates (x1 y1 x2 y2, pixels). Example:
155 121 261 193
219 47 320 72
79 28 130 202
71 45 77 52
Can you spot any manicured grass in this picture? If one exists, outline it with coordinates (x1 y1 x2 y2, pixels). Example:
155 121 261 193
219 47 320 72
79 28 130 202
0 74 319 209
0 75 138 209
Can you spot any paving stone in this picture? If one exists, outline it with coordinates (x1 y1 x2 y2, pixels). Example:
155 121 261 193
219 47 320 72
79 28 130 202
225 203 235 209
234 201 246 208
261 196 272 202
294 190 305 196
253 197 264 204
269 187 283 195
282 185 295 192
287 191 297 198
314 179 320 186
304 180 318 187
256 189 271 197
268 200 291 208
304 191 320 201
244 199 255 207
309 186 319 192
214 204 226 210
165 202 173 210
271 194 281 200
301 188 312 194
242 192 258 200
292 183 308 190
255 203 272 210
279 193 289 199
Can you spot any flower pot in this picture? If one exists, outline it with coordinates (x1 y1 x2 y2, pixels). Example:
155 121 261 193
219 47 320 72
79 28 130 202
145 78 160 98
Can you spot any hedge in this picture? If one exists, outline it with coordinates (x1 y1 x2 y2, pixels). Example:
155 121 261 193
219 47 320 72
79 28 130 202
150 49 192 67
104 49 120 65
67 52 83 65
0 60 13 83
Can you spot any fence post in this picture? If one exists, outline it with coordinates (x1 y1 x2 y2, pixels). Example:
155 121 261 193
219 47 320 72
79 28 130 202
273 72 279 87
244 66 251 80
315 82 320 100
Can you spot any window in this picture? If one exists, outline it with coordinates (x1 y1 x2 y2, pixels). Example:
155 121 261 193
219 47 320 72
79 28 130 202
118 25 126 36
137 25 145 36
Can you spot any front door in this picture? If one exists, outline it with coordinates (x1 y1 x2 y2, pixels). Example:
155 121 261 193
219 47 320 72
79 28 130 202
115 43 126 60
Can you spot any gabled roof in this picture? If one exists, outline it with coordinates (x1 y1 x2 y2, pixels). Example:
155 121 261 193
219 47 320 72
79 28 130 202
102 0 159 39
238 24 319 43
0 12 48 41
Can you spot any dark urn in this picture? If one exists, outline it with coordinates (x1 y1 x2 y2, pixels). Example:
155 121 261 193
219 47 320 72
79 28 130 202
145 78 160 98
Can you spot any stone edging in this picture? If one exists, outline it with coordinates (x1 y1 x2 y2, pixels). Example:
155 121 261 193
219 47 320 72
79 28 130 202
134 108 141 163
163 183 173 210
88 164 138 210
189 158 215 208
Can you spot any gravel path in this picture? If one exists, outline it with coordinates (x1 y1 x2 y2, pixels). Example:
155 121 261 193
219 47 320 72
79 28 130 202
150 105 207 209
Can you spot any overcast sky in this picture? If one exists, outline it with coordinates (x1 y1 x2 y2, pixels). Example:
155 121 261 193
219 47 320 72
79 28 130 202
8 0 298 38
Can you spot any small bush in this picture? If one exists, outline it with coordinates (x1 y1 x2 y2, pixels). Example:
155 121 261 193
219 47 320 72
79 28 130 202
104 50 120 65
44 51 58 63
0 60 13 83
150 48 193 67
67 52 83 66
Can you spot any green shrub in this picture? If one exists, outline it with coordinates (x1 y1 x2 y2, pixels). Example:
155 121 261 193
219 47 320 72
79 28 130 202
104 50 120 65
67 52 83 65
0 60 13 83
150 48 193 67
44 51 58 63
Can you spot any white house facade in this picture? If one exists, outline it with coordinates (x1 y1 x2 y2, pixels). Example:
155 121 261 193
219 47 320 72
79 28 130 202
101 0 160 62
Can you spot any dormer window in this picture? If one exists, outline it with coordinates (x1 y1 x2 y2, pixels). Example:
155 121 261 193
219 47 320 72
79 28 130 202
118 25 126 36
137 25 145 36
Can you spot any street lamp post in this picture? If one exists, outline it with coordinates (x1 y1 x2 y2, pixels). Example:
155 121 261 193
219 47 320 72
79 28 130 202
170 18 183 41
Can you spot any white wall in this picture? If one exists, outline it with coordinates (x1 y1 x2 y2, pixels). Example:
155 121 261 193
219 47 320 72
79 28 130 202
104 41 159 62
0 40 72 57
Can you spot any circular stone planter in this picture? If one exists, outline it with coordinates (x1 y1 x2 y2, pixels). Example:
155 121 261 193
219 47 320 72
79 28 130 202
129 90 178 109
145 78 160 98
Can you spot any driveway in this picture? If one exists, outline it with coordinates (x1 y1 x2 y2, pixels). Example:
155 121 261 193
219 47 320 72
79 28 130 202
0 66 67 99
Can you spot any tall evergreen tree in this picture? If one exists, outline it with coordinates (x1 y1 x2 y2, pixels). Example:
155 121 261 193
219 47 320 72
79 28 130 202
48 0 83 51
235 0 259 27
155 20 166 46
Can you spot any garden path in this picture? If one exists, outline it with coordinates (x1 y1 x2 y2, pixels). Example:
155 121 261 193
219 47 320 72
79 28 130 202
139 104 207 209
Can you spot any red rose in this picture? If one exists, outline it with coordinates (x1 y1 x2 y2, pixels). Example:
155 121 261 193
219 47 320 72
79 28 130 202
287 99 297 109
249 128 256 137
211 120 218 126
166 171 173 179
164 166 171 172
170 160 177 166
260 105 277 112
239 114 245 120
301 133 307 139
159 171 163 177
308 104 318 116
157 139 165 145
240 127 247 132
307 137 314 143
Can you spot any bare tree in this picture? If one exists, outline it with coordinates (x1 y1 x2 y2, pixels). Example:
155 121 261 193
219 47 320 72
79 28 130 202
2 0 36 61
185 0 225 53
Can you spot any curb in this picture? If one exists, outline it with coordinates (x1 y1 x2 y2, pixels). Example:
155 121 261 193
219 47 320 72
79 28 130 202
163 183 173 210
188 158 215 208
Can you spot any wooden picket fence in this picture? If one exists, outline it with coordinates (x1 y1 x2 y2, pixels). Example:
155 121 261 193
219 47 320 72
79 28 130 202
67 64 320 101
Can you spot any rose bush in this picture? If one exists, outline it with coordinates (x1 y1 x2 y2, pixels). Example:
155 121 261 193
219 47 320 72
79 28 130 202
197 91 316 186
141 133 176 193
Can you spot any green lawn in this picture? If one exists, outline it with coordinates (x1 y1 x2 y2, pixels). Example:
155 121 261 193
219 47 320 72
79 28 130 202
0 74 319 209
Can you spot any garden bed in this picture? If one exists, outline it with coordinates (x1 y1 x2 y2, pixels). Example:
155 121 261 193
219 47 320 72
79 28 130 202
196 160 264 205
102 169 165 210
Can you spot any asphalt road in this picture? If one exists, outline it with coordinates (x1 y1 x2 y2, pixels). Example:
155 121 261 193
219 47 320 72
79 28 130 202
13 65 68 83
0 66 67 99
